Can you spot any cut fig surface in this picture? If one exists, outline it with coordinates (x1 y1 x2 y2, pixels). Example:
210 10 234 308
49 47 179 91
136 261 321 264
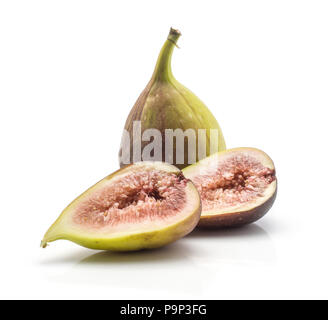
42 162 201 251
182 148 277 227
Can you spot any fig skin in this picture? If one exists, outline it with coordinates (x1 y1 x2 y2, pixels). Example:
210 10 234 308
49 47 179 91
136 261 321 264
41 162 201 251
182 147 277 228
119 28 226 169
197 187 277 228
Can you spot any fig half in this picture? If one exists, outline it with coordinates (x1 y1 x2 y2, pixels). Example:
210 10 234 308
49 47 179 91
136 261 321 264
182 148 277 227
42 162 201 251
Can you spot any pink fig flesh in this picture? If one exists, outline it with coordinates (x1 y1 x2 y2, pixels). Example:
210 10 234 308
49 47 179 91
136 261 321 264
182 148 277 228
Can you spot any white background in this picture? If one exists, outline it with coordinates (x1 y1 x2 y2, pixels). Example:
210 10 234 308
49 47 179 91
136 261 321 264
0 0 327 300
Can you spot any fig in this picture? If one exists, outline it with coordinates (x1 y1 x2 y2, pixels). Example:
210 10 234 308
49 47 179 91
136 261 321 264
119 28 226 169
182 148 277 227
41 162 201 251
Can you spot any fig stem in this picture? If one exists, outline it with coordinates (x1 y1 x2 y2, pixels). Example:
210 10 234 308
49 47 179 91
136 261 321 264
167 27 181 48
40 240 48 248
152 28 181 82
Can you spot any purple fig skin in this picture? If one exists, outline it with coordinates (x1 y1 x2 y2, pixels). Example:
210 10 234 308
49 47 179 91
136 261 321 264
197 187 277 228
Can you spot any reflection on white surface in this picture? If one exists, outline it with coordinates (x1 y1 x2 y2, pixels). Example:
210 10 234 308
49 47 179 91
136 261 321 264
44 242 203 295
40 224 275 298
186 224 276 265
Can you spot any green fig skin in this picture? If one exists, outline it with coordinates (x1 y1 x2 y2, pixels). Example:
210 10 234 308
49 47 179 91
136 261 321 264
120 28 226 170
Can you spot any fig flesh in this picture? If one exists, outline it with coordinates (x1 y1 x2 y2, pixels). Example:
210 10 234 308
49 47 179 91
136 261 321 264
42 162 201 251
182 148 277 227
119 28 226 169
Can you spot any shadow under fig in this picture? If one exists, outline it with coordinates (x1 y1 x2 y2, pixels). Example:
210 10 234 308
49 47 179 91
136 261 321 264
78 241 192 265
42 224 276 294
41 224 272 266
186 223 276 264
187 223 270 239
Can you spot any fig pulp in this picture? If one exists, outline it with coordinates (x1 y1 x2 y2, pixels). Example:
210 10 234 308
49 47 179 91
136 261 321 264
41 162 201 251
182 148 277 227
119 28 226 169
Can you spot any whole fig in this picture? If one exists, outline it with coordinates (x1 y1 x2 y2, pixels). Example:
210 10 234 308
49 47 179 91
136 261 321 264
119 28 226 169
